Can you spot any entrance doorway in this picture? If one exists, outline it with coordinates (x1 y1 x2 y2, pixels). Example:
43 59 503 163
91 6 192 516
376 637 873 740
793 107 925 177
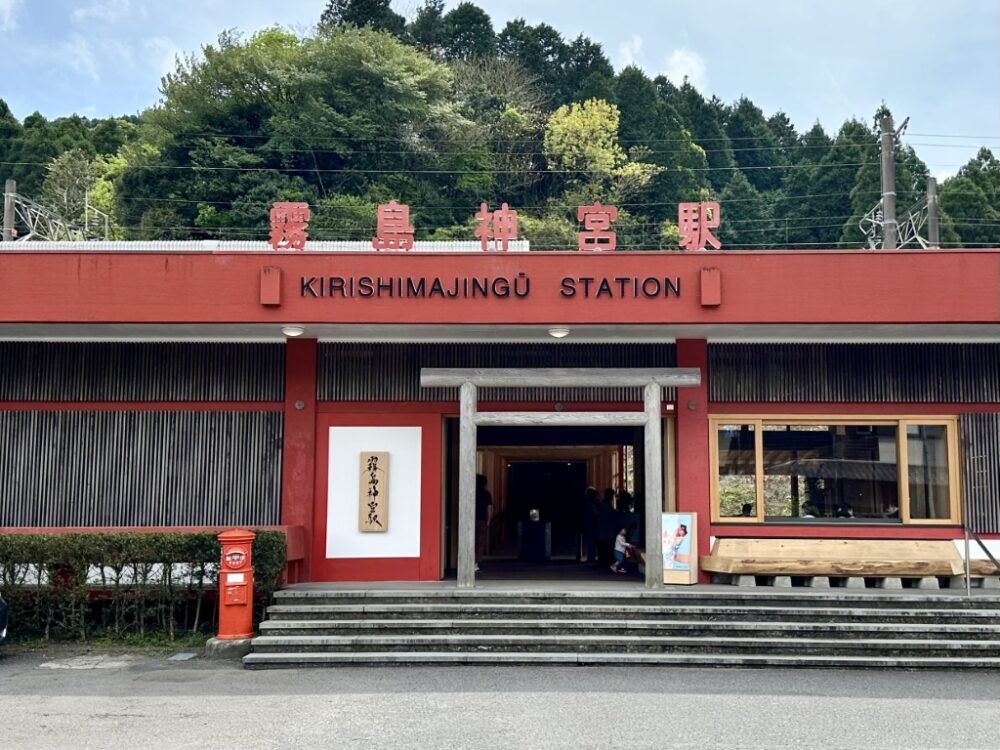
424 365 696 587
505 460 587 559
443 422 664 580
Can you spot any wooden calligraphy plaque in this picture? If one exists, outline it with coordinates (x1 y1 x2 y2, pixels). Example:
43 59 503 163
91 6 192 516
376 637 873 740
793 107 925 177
359 451 389 532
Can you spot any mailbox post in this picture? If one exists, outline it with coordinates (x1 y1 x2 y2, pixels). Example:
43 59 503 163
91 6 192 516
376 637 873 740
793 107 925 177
217 529 256 640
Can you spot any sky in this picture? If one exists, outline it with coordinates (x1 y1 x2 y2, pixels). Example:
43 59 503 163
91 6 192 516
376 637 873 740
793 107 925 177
1 0 997 179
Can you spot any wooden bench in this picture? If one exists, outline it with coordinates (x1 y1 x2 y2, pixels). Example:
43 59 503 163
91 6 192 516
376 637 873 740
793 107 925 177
700 538 965 580
969 559 1000 577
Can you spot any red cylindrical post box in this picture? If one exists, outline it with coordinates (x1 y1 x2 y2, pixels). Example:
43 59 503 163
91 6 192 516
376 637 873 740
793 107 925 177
217 529 256 640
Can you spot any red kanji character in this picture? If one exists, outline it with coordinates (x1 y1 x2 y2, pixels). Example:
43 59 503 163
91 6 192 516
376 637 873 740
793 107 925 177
577 202 618 251
371 200 415 251
678 201 721 251
474 202 519 252
269 202 311 251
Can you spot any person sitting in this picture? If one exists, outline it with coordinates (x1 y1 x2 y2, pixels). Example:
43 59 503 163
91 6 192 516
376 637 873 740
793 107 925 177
740 503 754 517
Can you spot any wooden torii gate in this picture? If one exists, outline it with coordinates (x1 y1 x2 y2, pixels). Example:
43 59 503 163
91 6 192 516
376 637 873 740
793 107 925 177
419 368 702 589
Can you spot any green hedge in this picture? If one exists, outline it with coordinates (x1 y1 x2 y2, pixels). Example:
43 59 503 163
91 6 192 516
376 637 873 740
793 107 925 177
0 531 286 642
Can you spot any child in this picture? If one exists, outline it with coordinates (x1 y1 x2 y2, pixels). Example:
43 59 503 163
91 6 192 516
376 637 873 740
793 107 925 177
611 526 631 574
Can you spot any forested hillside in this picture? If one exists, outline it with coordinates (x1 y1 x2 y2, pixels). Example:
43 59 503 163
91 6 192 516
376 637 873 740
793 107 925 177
1 0 997 249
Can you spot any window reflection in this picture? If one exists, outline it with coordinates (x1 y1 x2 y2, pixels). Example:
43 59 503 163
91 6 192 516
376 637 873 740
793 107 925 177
761 424 900 521
717 424 756 517
908 425 951 520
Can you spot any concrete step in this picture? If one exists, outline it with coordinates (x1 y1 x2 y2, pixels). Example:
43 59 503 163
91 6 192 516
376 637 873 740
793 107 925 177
272 589 1000 610
263 603 1000 624
258 618 1000 640
248 634 1000 657
242 650 1000 670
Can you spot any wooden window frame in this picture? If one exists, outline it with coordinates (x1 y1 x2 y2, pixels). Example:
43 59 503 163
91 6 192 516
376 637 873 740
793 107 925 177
709 415 961 525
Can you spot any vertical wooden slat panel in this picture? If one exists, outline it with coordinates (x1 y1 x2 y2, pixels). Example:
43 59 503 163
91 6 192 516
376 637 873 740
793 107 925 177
0 343 285 401
0 411 283 527
962 413 1000 533
317 343 679 402
710 344 1000 403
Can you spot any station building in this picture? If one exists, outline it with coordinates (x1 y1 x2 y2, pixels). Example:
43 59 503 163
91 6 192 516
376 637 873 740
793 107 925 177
2 240 999 585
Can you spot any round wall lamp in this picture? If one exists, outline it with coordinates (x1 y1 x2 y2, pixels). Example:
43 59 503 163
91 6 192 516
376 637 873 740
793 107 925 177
281 325 305 337
547 327 571 339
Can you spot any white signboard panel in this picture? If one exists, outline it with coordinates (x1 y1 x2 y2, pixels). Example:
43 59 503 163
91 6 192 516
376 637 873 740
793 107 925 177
326 426 422 559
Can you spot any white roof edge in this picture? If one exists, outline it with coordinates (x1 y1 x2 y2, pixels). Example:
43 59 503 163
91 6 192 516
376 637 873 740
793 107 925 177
0 240 531 253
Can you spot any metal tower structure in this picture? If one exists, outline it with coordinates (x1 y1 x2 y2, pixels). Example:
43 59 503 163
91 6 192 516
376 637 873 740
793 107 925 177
2 179 110 242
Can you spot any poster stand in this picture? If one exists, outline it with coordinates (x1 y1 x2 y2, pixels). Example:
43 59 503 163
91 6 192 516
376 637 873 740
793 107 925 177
662 512 698 585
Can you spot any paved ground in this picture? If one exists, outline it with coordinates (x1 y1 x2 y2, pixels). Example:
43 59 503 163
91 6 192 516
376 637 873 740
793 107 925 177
3 647 1000 750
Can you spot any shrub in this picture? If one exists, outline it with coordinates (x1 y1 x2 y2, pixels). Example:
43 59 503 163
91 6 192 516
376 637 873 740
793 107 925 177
0 531 286 642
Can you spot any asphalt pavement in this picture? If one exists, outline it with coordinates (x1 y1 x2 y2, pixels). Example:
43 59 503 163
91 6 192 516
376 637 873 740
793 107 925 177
2 647 1000 749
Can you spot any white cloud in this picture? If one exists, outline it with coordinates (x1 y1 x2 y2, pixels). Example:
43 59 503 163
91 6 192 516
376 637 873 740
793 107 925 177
0 0 23 30
72 0 131 23
617 34 643 70
144 36 183 78
64 34 101 81
663 48 708 91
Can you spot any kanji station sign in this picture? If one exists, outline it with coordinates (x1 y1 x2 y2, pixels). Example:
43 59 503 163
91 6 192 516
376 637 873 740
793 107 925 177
268 202 311 251
269 199 722 252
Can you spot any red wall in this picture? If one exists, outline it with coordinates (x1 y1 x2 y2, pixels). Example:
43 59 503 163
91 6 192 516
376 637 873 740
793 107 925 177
1 249 997 325
311 410 443 581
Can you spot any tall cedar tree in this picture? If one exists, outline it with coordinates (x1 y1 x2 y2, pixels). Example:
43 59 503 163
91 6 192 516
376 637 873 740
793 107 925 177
724 97 785 192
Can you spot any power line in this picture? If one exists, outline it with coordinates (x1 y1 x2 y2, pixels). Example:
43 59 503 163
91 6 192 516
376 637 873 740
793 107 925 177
128 138 980 159
110 190 884 210
139 127 1000 145
5 158 929 175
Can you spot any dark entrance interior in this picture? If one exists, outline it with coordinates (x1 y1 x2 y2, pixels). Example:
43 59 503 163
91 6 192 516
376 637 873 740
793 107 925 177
505 460 588 558
443 421 652 580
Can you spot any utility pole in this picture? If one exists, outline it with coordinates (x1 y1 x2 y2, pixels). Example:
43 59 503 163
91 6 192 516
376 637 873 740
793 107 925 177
927 177 940 248
879 116 897 249
2 179 14 242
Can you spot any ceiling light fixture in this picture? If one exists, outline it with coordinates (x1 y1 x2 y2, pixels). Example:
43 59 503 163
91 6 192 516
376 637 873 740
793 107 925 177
547 327 570 339
281 325 305 337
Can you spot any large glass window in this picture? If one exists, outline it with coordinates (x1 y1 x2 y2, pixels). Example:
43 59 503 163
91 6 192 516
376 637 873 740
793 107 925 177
716 424 757 519
762 424 899 520
711 417 959 525
907 424 952 520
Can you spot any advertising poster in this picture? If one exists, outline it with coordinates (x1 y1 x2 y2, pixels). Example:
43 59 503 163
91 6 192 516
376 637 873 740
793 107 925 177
662 512 698 584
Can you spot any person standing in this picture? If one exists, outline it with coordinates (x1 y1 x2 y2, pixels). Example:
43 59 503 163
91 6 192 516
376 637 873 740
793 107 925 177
596 488 617 565
475 474 493 572
582 486 599 563
611 526 633 574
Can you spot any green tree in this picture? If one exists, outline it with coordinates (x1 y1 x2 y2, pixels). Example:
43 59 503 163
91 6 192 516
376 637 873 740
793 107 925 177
940 148 1000 246
88 118 139 156
543 98 659 204
718 170 772 249
408 0 445 53
766 111 798 164
452 58 545 203
666 82 736 193
5 113 91 195
562 36 615 104
724 97 785 192
772 122 836 246
497 20 569 105
0 99 21 169
440 2 496 60
121 26 479 239
615 67 708 218
41 148 98 223
320 0 405 36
